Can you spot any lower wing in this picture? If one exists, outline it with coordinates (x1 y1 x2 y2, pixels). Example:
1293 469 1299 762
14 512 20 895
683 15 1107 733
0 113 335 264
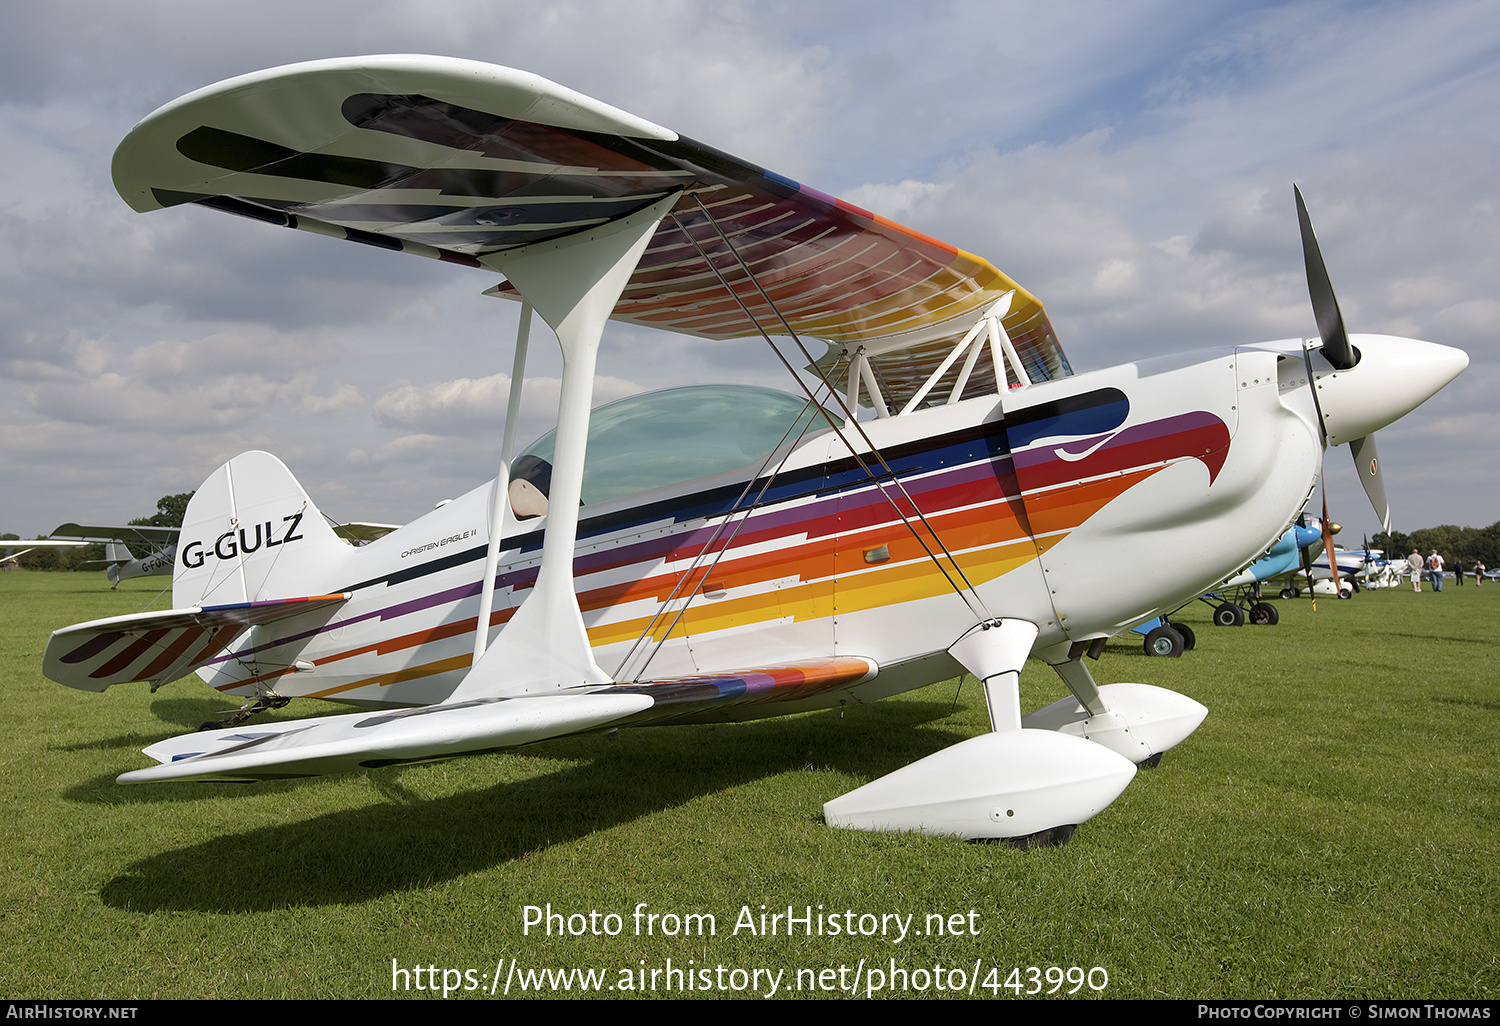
119 657 877 783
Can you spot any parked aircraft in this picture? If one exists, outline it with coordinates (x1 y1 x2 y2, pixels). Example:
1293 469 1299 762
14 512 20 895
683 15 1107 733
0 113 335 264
50 520 398 586
50 523 180 586
1192 521 1327 627
1271 543 1368 600
42 57 1466 843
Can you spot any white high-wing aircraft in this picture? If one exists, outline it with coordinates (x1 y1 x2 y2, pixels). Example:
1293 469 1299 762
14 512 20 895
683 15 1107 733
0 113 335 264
42 57 1466 844
50 523 181 586
49 521 399 587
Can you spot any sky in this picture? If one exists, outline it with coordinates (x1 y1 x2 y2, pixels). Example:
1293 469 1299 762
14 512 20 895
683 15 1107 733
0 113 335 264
2 0 1496 544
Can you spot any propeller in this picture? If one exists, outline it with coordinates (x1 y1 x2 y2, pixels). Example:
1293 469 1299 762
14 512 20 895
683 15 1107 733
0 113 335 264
1319 490 1341 599
1294 185 1391 535
1295 509 1344 602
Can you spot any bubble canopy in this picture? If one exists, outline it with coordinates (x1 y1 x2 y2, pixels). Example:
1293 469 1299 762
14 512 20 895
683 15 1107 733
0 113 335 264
518 385 832 506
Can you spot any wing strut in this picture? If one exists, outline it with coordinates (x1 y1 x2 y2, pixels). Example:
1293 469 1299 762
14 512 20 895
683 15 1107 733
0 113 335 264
474 301 532 665
451 193 682 698
671 198 995 623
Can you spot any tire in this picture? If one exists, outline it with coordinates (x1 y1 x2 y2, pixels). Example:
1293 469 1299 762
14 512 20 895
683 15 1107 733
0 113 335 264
1174 623 1197 650
1280 587 1297 600
1143 625 1184 657
1249 602 1279 626
1213 603 1245 627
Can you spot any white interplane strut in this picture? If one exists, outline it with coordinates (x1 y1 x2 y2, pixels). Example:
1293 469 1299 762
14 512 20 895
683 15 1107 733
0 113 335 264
454 193 681 698
475 301 532 665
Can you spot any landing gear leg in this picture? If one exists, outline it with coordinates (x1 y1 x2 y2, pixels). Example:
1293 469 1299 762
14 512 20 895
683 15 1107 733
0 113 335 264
199 694 290 731
823 621 1135 841
1024 648 1208 765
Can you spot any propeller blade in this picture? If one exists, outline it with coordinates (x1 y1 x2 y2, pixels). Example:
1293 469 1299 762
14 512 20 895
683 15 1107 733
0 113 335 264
1295 185 1357 371
1349 434 1391 534
1321 491 1341 599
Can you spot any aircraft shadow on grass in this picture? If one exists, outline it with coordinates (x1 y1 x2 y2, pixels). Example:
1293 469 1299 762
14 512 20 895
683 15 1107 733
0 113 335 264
87 700 981 913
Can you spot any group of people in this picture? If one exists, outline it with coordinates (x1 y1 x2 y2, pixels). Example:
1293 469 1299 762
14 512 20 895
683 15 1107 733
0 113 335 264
1406 549 1486 592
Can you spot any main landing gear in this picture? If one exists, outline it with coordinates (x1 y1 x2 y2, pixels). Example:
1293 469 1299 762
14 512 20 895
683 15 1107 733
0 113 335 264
1142 620 1195 657
823 624 1208 847
1196 585 1280 629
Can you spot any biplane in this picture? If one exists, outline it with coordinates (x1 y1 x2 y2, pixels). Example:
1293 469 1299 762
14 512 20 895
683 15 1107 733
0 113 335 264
41 56 1467 843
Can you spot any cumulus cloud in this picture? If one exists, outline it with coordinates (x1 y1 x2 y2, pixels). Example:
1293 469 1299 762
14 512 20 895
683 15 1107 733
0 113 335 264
373 372 644 436
1 0 1495 536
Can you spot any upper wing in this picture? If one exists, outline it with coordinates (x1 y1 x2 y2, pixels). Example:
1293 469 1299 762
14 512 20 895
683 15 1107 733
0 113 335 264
51 523 180 545
119 656 876 782
111 55 1070 405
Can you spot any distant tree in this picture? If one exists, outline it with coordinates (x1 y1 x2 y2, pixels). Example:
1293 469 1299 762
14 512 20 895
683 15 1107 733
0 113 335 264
150 492 194 528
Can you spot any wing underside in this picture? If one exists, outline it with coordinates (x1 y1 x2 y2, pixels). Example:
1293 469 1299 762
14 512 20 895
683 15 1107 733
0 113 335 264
111 56 1070 407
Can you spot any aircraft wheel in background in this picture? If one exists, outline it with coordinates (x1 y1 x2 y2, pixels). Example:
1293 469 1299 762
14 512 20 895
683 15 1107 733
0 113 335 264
1249 602 1279 626
1213 603 1245 627
1143 625 1185 657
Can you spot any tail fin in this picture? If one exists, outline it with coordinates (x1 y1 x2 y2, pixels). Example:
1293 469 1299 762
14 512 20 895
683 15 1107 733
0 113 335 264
174 451 349 608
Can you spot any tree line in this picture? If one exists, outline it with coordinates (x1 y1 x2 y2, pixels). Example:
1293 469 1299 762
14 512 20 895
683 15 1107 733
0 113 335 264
1372 522 1500 567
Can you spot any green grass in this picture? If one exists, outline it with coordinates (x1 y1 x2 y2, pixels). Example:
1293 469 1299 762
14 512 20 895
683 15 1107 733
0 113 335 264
1 572 1495 999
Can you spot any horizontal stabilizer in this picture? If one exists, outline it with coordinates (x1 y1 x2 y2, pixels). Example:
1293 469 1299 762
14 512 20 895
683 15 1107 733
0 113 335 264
43 594 348 692
120 656 876 783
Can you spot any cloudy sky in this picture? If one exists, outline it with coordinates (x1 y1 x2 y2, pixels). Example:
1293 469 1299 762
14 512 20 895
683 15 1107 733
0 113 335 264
2 0 1495 545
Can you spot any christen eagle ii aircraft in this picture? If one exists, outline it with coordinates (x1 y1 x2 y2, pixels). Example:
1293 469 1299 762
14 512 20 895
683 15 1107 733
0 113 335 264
43 57 1466 844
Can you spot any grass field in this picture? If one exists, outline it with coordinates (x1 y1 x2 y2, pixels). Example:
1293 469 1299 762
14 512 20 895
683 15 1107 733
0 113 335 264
1 570 1495 1000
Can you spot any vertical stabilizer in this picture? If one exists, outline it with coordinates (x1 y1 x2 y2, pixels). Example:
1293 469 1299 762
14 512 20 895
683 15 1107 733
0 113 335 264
173 451 348 608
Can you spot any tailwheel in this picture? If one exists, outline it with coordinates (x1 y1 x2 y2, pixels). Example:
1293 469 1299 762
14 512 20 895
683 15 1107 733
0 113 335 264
199 694 291 732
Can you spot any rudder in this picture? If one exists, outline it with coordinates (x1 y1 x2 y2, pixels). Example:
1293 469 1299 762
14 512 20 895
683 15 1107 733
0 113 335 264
174 451 349 608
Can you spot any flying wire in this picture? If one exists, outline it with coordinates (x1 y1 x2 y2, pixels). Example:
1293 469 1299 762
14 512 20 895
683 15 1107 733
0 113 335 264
674 199 995 622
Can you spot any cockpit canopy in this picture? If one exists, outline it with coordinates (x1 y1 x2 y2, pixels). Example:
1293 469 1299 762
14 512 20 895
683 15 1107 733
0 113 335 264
516 384 832 510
